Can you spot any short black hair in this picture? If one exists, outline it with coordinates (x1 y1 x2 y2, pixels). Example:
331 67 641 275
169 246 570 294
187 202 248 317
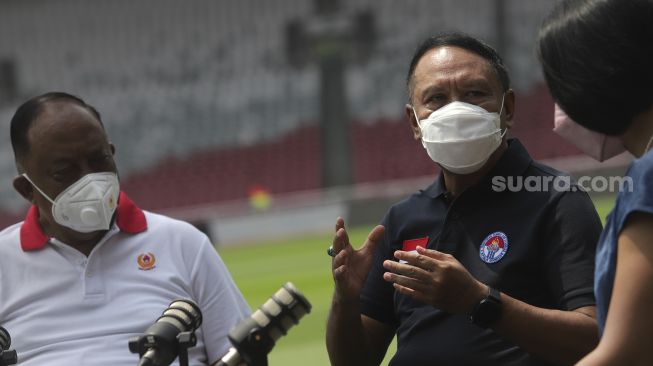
406 32 511 102
538 0 653 135
10 92 103 161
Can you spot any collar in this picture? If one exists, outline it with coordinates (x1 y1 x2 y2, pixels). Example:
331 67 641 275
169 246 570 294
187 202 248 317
423 138 533 199
423 174 447 199
20 191 147 251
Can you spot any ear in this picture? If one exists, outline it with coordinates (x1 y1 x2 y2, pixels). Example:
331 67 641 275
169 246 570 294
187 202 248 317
405 103 421 140
13 175 35 203
502 89 516 130
109 142 116 156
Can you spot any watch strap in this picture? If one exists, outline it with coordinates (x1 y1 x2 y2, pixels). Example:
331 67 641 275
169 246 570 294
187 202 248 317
487 287 501 303
470 286 502 328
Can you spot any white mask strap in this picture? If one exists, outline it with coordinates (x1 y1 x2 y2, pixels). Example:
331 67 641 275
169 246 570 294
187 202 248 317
497 92 509 138
411 106 421 126
645 132 653 156
413 93 506 120
21 174 56 204
498 92 506 117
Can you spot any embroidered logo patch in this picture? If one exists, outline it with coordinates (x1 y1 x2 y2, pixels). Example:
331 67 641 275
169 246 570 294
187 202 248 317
400 237 428 263
137 252 156 270
479 232 508 263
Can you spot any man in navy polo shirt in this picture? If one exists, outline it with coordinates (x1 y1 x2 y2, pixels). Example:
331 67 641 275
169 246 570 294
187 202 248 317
326 33 602 366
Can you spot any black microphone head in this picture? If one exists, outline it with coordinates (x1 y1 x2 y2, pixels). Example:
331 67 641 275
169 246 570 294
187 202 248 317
279 282 311 320
226 282 312 364
129 299 203 366
0 327 11 350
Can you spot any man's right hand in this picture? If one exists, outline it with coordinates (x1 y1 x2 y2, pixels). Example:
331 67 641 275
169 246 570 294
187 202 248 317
331 217 385 302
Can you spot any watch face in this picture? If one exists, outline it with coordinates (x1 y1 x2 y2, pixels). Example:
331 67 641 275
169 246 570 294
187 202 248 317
472 297 502 328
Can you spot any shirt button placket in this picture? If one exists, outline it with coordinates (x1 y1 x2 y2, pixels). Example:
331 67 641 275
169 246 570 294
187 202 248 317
83 257 103 298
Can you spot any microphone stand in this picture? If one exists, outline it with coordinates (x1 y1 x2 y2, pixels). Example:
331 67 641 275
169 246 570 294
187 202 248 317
129 330 197 366
215 317 272 366
0 349 17 366
176 332 195 366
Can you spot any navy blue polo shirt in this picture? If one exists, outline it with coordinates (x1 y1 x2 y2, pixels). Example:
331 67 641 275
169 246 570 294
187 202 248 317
361 139 602 366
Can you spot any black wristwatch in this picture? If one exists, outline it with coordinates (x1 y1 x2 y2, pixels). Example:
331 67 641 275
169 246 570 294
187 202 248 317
469 287 502 328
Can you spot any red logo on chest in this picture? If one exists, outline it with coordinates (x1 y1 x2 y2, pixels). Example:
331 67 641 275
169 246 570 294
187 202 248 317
402 237 429 252
137 252 157 270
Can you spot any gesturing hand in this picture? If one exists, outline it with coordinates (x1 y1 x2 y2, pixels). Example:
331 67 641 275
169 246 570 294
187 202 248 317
382 246 487 315
331 217 385 302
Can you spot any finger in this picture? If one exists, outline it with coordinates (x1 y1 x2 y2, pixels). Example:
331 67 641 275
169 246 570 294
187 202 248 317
392 283 430 304
335 217 345 233
361 225 385 255
331 227 351 254
333 264 352 284
394 250 437 272
416 246 450 261
392 283 416 296
383 272 428 293
383 260 432 282
332 247 348 270
333 264 347 280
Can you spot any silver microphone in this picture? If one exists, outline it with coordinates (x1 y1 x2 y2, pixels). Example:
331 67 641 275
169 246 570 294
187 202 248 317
216 282 312 366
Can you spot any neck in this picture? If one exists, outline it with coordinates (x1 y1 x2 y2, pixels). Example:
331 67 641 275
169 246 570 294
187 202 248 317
442 140 508 197
38 215 106 256
621 106 653 158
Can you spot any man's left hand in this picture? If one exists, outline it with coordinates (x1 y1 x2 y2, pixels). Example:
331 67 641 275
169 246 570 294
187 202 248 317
382 246 487 315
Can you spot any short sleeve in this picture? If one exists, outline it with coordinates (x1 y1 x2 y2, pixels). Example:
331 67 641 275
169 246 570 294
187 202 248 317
615 154 653 231
542 190 602 310
191 237 251 364
360 211 399 327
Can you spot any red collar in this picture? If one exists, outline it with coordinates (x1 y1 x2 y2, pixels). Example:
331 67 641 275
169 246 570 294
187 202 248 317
20 191 148 251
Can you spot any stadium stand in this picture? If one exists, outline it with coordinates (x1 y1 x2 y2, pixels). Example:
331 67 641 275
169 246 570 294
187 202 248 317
0 0 598 232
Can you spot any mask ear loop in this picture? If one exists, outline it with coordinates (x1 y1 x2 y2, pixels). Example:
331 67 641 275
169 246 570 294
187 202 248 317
498 92 506 116
498 92 508 138
645 133 653 156
411 106 422 127
21 174 56 204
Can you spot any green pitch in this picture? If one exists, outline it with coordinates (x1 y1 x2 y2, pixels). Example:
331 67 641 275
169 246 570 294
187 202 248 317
218 194 616 366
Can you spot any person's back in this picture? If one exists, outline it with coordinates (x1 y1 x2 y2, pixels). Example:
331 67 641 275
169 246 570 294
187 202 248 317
538 0 653 364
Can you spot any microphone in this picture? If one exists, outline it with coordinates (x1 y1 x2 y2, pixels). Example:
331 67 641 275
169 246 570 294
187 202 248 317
129 299 203 366
0 327 17 366
216 282 311 366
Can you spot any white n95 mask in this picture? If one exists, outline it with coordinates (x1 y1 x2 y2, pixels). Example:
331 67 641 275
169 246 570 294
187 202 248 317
413 97 506 174
22 172 120 233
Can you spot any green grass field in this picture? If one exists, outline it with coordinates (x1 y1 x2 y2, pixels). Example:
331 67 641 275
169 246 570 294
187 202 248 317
218 194 616 366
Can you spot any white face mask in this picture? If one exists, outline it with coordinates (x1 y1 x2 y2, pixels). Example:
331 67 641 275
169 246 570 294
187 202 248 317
23 172 120 233
413 96 506 174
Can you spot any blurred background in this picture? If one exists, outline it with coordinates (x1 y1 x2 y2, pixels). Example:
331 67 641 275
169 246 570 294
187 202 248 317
0 0 631 365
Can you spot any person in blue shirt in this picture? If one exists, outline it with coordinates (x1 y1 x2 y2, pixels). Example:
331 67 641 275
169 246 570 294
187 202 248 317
538 0 653 364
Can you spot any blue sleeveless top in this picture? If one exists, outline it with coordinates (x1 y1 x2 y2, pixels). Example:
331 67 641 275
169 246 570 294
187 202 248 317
595 150 653 334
